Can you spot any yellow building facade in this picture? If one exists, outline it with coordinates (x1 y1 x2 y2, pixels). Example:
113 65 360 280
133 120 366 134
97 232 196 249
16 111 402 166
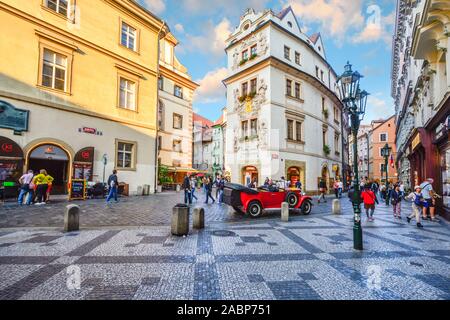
0 0 167 195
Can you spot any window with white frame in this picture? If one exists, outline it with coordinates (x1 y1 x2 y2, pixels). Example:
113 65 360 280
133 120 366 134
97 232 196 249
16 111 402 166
380 133 387 142
250 119 258 136
46 0 69 17
241 121 248 138
286 79 292 96
173 113 183 129
296 121 302 141
116 141 136 169
295 51 301 65
287 119 294 140
284 46 291 60
335 134 340 152
173 140 182 152
121 22 137 51
42 48 67 91
294 82 301 99
119 77 136 110
174 85 183 99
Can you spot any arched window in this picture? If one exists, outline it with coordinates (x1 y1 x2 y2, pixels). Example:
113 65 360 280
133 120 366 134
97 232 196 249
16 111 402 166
158 100 164 130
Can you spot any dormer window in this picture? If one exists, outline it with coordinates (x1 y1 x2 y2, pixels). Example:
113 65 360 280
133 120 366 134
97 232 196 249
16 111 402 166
287 21 293 28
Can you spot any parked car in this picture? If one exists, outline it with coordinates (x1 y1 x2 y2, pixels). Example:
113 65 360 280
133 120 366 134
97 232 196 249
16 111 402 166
223 183 313 218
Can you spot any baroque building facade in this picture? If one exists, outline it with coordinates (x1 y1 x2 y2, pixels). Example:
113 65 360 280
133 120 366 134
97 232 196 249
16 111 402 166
223 7 346 193
0 0 167 195
392 0 450 219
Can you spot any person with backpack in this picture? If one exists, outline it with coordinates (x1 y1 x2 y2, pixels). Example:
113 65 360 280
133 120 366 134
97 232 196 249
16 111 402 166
182 173 192 205
361 184 377 222
106 170 119 203
420 178 438 222
405 185 425 228
391 184 403 219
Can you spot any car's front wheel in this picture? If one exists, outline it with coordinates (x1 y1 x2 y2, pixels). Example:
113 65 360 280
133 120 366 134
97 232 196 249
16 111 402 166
301 200 312 215
247 201 263 218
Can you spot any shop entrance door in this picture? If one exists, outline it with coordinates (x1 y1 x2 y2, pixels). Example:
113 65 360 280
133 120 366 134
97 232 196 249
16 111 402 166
28 144 69 195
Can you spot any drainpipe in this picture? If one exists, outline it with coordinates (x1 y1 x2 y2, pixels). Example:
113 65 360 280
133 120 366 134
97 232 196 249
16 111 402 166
155 21 167 193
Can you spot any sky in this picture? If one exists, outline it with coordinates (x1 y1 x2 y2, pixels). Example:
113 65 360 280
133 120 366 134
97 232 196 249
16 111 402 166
137 0 397 125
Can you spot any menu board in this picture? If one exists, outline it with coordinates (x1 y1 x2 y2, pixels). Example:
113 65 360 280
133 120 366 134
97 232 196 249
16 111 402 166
70 179 87 201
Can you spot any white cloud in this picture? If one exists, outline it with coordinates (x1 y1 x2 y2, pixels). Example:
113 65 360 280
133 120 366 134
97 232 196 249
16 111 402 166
287 0 365 40
352 10 395 45
174 23 185 33
140 0 166 14
194 68 228 103
365 93 394 122
186 18 232 58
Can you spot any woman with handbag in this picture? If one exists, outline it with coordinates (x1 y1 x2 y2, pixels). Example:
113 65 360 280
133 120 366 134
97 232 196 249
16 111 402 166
391 184 402 219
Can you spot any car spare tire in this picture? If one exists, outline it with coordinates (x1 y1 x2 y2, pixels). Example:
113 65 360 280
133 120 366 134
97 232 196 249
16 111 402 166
247 201 263 218
286 192 299 208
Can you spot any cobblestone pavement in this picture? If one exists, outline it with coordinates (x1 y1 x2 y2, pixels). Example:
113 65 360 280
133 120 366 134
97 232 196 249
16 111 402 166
0 191 336 228
0 195 449 300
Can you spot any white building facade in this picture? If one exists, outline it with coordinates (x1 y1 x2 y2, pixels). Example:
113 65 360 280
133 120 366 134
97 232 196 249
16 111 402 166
224 7 345 193
157 34 198 184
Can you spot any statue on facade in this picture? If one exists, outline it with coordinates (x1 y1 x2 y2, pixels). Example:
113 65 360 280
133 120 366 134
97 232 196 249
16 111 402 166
258 32 269 55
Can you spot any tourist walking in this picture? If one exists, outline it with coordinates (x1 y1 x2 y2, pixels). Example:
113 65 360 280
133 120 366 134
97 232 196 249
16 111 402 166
318 179 327 203
361 184 377 222
204 177 215 204
32 170 53 205
182 173 192 205
338 180 343 198
420 178 438 222
217 176 225 204
18 170 34 205
405 185 425 228
333 180 340 199
106 170 119 203
391 184 402 219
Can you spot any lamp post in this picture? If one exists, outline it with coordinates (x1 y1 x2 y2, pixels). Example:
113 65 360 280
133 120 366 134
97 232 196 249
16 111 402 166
337 61 369 251
102 154 108 184
381 143 392 206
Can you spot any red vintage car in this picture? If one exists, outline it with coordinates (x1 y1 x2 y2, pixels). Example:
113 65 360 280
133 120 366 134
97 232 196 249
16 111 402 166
223 183 313 218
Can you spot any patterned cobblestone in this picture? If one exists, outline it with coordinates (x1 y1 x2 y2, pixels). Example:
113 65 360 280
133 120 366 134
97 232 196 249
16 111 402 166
0 195 449 300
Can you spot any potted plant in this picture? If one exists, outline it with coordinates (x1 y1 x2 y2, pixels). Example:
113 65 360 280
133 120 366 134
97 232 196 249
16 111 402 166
248 91 257 99
249 53 257 60
239 58 248 66
238 96 247 103
323 145 331 156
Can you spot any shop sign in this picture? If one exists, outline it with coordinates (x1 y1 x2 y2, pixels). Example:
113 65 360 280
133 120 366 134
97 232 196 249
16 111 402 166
411 133 421 150
332 164 339 172
79 127 103 136
0 100 29 132
0 137 24 158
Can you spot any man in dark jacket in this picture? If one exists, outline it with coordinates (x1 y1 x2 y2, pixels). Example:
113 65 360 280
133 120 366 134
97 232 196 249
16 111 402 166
204 177 215 204
106 170 119 203
182 173 192 205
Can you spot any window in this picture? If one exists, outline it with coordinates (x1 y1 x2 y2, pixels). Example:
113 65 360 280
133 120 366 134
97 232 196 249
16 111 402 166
173 113 183 129
296 122 302 141
316 66 319 78
334 106 339 122
46 0 69 17
322 130 327 146
174 85 183 99
295 52 300 65
250 78 257 94
379 148 384 157
335 134 340 152
241 121 248 138
158 76 163 90
287 21 293 28
295 82 301 99
286 79 292 96
287 120 294 140
173 140 182 152
158 100 164 129
284 46 290 60
250 45 257 56
380 133 387 142
321 97 326 112
119 78 136 110
42 48 67 91
116 141 136 169
242 50 249 60
250 119 258 136
320 70 324 82
121 22 136 51
242 82 248 97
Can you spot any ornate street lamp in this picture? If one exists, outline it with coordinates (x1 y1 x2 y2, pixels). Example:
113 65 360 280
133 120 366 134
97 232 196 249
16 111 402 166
381 143 392 205
337 61 368 251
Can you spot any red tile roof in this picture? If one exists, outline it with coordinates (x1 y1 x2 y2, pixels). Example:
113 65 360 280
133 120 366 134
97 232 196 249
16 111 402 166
193 113 213 127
